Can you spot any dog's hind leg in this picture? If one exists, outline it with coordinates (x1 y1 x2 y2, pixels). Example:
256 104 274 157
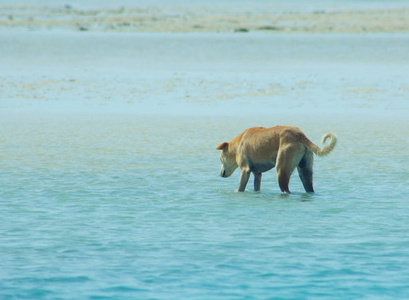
297 151 314 193
276 143 305 193
254 172 262 192
276 168 292 194
238 169 251 192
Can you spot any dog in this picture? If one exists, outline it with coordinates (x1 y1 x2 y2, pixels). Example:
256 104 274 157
216 126 337 193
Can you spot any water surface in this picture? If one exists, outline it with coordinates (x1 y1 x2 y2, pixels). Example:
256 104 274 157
1 25 409 300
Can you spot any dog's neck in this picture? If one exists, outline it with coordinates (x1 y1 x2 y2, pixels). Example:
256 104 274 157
228 136 242 159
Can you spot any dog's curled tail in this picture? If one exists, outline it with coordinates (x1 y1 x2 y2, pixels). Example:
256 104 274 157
302 133 337 157
317 133 337 156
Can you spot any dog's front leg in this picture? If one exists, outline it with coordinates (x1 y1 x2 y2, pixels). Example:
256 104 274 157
238 169 250 192
254 172 262 192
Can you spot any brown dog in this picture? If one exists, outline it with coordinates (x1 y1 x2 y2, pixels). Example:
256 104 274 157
216 126 337 193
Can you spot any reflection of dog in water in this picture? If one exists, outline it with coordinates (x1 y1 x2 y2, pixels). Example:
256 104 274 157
216 126 337 193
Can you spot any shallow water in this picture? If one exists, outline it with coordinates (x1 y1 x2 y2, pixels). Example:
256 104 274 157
1 29 409 299
2 31 408 116
1 113 408 299
8 0 409 10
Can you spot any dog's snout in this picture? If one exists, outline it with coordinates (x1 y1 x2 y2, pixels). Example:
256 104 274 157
219 166 226 178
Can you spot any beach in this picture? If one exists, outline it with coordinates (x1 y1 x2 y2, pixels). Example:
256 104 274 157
1 1 409 299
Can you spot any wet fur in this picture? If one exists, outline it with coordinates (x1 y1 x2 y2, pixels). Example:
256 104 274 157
216 126 337 193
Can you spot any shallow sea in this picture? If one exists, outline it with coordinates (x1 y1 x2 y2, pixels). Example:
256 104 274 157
8 0 409 10
1 19 409 300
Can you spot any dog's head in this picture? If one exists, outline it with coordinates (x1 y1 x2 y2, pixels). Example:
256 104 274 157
216 142 238 178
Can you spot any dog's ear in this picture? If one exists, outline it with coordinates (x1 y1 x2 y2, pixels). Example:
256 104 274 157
216 142 229 151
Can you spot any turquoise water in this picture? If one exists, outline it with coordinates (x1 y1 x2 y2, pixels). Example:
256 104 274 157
1 113 408 299
1 17 409 300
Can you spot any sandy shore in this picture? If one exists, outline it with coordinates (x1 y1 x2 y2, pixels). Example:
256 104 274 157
1 4 408 33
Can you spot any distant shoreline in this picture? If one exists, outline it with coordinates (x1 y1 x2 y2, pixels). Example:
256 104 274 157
1 5 408 33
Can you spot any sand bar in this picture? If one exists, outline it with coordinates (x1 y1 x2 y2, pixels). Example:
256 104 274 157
1 5 408 33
